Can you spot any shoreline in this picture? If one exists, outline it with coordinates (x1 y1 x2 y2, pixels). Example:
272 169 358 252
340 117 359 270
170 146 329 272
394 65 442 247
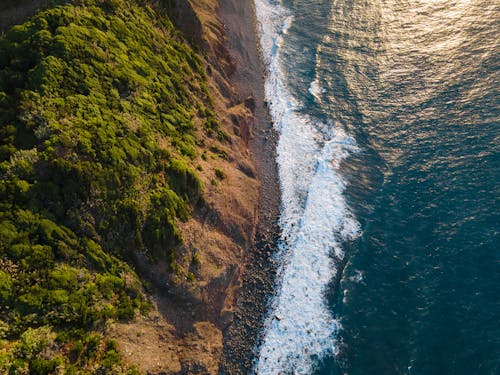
0 0 281 372
217 0 281 372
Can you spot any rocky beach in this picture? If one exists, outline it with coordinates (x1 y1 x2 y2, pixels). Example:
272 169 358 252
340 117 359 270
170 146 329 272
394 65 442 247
217 0 281 372
0 0 281 373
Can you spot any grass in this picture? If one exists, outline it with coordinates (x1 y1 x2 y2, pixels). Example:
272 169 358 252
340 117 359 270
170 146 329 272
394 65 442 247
0 0 219 372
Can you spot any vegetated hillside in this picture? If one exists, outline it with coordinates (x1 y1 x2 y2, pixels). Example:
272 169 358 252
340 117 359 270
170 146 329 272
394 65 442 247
0 0 70 34
0 0 253 373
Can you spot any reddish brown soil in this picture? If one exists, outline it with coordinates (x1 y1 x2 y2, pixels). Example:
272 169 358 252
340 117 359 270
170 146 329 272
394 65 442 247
1 1 279 373
110 1 280 373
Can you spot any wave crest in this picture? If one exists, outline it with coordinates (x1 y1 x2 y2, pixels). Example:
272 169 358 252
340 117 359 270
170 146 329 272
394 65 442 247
254 0 361 373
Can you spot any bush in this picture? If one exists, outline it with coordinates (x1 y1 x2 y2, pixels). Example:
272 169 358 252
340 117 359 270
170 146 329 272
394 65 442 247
0 0 213 371
215 168 227 180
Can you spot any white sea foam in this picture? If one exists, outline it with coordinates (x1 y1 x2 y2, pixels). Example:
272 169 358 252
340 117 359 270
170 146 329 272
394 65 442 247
309 78 326 101
254 0 361 373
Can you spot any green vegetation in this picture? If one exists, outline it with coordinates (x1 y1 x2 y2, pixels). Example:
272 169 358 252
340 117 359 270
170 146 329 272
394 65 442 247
0 1 67 12
0 0 217 372
214 168 226 180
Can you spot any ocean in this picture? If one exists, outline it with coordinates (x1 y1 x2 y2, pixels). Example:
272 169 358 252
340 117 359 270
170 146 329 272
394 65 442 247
252 0 499 374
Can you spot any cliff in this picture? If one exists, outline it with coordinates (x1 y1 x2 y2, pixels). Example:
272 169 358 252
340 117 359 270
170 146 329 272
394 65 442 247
0 0 273 373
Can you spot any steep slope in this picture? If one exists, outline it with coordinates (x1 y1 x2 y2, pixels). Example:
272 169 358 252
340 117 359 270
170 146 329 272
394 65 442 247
0 0 261 373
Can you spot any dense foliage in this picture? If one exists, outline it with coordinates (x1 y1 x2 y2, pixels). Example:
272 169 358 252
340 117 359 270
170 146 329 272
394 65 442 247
0 0 216 372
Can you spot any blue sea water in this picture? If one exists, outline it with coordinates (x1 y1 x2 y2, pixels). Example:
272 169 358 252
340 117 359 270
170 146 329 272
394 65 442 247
253 0 499 374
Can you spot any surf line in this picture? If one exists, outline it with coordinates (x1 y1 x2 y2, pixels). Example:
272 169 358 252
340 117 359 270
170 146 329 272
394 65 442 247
253 0 361 373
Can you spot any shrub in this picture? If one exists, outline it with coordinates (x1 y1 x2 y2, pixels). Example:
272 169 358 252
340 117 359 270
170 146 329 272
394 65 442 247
0 0 214 370
215 168 227 180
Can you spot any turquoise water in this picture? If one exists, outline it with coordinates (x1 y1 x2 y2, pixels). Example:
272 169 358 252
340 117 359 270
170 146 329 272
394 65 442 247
254 0 499 373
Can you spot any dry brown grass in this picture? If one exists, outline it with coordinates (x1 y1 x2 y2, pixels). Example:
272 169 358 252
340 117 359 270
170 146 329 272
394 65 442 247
1 1 263 373
107 1 262 373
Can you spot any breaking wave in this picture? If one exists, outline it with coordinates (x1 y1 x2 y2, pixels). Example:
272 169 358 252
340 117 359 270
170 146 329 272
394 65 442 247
253 0 361 373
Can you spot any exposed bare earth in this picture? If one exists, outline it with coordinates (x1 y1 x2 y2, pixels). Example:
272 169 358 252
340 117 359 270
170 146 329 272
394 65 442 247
1 0 279 373
217 0 281 373
110 0 280 373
